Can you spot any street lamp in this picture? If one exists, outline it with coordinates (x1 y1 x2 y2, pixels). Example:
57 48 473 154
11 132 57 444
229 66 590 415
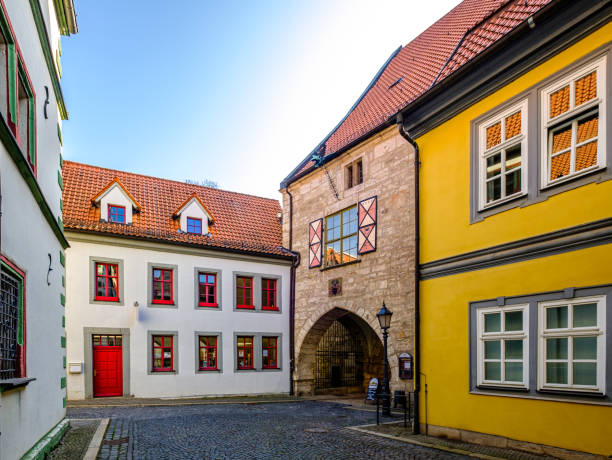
377 301 393 416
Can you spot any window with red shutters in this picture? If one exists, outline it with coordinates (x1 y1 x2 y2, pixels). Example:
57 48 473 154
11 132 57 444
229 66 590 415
198 272 217 307
236 276 253 309
152 335 173 372
261 278 277 310
198 336 217 370
152 268 173 304
262 336 278 369
236 336 254 369
95 263 119 301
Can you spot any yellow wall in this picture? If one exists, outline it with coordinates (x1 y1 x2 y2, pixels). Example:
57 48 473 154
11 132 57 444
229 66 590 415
420 245 612 455
418 24 612 456
418 24 612 263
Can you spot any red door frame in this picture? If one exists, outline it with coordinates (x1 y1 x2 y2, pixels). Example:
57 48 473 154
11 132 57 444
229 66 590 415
92 335 123 397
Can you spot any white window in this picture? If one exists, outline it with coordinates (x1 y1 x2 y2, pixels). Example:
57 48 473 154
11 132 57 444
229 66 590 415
540 56 606 186
477 305 529 388
478 100 528 209
538 296 606 393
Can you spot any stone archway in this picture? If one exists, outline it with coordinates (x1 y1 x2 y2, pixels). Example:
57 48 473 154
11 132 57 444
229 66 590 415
295 307 385 395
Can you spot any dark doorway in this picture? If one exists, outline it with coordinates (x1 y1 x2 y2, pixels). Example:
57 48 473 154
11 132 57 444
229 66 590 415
314 320 364 390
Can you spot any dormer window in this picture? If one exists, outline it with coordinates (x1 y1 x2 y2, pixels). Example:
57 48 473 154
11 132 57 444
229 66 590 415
108 205 126 224
187 217 202 234
174 194 214 235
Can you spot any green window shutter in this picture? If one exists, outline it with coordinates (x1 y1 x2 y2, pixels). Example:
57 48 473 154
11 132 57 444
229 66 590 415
7 44 16 124
61 336 66 348
58 170 64 190
63 356 66 368
62 315 65 327
62 397 66 408
57 216 63 232
59 152 63 168
62 275 65 287
60 377 66 388
59 251 65 267
60 293 65 306
60 199 63 212
57 123 63 146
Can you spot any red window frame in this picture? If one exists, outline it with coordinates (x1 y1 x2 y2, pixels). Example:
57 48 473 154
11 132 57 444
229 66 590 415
186 217 202 234
198 336 218 370
236 276 254 309
94 262 119 301
198 272 217 307
108 204 126 223
262 336 278 369
261 278 277 310
237 336 254 369
152 268 173 304
152 335 173 372
0 256 26 379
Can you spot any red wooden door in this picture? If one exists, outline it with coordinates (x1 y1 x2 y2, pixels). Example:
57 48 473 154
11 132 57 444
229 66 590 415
92 335 123 397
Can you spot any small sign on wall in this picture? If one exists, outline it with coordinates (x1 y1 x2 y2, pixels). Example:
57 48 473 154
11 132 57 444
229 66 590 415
329 278 342 297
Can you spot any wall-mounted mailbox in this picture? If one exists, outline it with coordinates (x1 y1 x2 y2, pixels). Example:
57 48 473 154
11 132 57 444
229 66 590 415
398 352 413 380
68 362 83 374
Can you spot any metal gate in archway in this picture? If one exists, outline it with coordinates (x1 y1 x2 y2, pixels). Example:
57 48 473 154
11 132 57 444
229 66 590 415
314 320 364 390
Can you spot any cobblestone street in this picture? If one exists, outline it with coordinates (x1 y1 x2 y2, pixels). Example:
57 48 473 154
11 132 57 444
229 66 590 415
68 401 464 459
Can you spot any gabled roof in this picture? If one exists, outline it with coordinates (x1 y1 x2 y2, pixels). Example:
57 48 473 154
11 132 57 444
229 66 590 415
173 193 215 223
91 177 142 210
63 161 287 258
281 0 554 187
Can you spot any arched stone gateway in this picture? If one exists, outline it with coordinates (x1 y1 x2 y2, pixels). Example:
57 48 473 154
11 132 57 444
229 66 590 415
295 307 386 395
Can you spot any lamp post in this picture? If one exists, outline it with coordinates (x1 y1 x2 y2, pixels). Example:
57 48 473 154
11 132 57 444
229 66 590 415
377 301 393 417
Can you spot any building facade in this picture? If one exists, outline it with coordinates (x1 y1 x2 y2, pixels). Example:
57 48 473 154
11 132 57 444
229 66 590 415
63 162 292 399
0 1 76 459
397 0 611 456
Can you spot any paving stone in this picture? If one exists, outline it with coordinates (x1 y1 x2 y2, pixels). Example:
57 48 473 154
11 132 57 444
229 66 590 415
69 401 464 459
47 419 100 460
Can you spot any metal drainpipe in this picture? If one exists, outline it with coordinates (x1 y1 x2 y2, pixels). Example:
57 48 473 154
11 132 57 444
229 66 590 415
396 114 421 434
285 188 300 396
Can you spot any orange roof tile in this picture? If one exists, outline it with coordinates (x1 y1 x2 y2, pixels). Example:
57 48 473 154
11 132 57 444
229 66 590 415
91 177 142 210
63 161 288 258
172 193 215 223
282 0 554 185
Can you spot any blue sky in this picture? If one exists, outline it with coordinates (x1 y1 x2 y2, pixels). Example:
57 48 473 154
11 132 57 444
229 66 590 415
61 0 461 199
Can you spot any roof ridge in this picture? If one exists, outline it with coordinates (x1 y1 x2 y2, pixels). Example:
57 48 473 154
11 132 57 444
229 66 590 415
63 160 280 204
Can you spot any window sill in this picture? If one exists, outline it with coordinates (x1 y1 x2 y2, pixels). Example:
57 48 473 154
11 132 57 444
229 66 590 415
470 388 611 406
262 307 279 312
320 259 361 272
236 305 255 310
476 384 528 393
262 367 281 372
538 387 605 397
236 368 256 372
478 192 526 213
198 304 219 308
94 297 120 302
0 377 36 392
197 368 221 373
150 370 176 374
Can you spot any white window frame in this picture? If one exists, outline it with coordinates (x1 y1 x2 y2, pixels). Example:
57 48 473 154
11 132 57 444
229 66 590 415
540 56 607 187
538 296 606 394
477 99 528 210
476 304 529 388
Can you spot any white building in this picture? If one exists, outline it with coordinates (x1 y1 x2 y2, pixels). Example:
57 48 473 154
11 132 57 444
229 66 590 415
63 161 294 399
0 1 77 459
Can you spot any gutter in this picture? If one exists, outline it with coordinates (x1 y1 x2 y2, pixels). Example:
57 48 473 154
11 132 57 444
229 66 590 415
396 114 421 435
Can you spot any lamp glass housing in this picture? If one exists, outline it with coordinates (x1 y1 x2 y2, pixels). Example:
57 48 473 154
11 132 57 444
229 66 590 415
377 303 393 330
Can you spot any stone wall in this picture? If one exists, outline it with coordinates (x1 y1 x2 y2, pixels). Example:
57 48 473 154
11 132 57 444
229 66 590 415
281 125 416 395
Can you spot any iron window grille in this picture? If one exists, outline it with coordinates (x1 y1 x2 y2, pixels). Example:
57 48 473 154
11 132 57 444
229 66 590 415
1 266 23 380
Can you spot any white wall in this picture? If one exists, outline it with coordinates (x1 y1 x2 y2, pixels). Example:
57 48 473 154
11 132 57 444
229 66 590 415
178 200 210 234
0 1 66 459
65 236 291 399
99 185 134 223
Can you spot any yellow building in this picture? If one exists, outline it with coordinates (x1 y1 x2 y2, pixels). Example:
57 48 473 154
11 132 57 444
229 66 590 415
400 1 612 457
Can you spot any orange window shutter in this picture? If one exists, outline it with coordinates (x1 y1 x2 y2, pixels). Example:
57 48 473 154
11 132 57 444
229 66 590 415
308 219 322 268
358 196 377 255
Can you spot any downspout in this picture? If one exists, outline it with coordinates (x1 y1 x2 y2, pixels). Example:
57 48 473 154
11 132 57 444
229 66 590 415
284 188 300 396
396 114 421 434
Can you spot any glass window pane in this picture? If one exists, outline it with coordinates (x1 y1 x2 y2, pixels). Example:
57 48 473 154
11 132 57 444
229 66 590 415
484 313 501 332
505 340 522 359
163 336 171 347
153 358 162 368
504 311 522 331
486 154 501 179
108 265 117 276
546 362 568 384
573 362 596 386
163 357 171 368
574 71 596 106
549 85 570 118
153 283 161 299
97 264 106 275
575 141 597 173
550 151 570 181
547 337 568 359
108 278 117 298
153 348 162 358
163 270 171 281
486 122 501 149
153 336 162 347
93 336 101 345
573 337 597 360
573 303 597 328
505 170 521 197
486 178 501 203
485 362 501 381
115 336 122 346
199 274 206 283
546 306 568 329
108 336 114 346
505 111 521 139
505 362 522 382
153 269 161 280
484 340 500 359
101 336 107 345
208 275 215 284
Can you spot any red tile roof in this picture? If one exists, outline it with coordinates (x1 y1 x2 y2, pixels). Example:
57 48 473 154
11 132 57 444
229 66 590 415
63 161 288 258
283 0 554 184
